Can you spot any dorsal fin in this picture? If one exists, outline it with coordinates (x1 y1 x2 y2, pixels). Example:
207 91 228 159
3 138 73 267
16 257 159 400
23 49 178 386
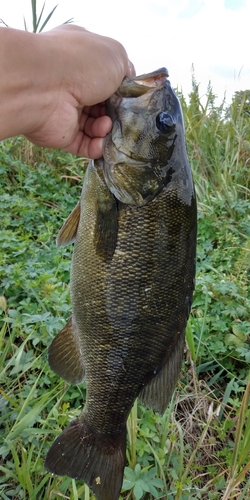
139 332 185 413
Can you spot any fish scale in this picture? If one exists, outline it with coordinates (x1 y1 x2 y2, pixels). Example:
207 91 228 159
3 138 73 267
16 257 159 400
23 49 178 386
45 68 197 500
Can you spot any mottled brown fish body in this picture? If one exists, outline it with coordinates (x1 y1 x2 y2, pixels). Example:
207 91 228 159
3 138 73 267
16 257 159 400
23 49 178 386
45 68 197 500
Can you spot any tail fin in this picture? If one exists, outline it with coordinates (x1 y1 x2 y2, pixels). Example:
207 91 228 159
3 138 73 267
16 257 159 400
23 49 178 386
45 417 126 500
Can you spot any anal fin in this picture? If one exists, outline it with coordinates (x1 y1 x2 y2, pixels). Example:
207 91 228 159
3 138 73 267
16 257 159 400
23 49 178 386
139 332 185 414
48 316 85 385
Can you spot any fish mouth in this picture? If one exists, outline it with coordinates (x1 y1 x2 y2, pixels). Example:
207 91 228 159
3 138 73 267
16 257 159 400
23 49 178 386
119 67 169 97
133 67 169 87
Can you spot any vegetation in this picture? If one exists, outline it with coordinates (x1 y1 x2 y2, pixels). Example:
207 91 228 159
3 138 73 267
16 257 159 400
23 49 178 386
0 79 249 499
0 0 73 31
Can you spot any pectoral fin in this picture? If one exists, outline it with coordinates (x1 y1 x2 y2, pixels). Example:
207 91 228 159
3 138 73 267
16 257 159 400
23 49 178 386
56 202 80 247
94 169 118 263
139 332 185 414
48 316 85 385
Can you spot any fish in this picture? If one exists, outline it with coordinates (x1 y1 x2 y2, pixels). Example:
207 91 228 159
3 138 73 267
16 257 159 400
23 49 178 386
45 67 197 500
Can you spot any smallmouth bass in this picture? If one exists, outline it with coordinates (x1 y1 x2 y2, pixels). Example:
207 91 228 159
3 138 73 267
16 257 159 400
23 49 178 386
45 68 197 500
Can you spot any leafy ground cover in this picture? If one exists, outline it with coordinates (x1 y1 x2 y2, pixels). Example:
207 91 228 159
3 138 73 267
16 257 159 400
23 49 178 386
0 83 249 499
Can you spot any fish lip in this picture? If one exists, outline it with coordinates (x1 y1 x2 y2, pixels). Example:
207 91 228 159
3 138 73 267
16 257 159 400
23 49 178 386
132 67 169 86
118 67 169 97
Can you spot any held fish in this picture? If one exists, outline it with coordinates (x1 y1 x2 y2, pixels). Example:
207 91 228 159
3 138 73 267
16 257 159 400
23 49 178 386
45 68 197 500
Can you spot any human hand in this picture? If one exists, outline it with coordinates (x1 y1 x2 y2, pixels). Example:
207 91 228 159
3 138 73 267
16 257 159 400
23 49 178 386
25 25 135 158
26 100 113 160
0 25 135 158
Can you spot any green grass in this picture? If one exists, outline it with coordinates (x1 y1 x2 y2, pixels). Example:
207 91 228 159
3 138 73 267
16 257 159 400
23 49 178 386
0 83 250 499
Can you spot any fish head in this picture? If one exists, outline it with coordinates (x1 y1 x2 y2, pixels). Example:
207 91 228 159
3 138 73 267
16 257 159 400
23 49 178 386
103 68 187 206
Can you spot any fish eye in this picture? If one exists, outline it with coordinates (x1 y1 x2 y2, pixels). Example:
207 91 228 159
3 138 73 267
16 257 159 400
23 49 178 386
156 112 175 134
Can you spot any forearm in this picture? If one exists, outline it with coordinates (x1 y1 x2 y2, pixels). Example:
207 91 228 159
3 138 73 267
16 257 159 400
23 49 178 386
0 27 55 140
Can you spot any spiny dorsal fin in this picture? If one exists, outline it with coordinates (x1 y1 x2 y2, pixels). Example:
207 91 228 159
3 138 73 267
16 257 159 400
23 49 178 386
56 202 80 247
48 316 85 385
139 332 185 414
